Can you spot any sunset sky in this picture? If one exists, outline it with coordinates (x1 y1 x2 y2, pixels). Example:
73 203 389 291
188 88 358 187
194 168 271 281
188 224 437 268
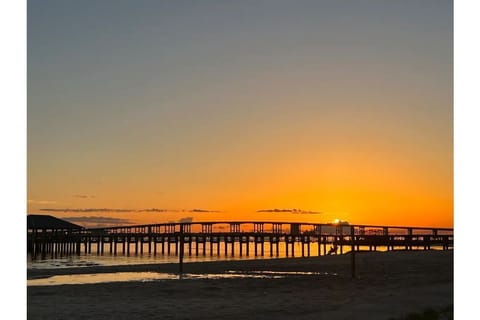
27 0 453 228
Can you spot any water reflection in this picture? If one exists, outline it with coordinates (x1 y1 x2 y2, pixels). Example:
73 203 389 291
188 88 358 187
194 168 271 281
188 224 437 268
28 270 338 286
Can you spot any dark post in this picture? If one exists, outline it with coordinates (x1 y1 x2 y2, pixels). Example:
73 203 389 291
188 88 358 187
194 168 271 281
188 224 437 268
179 224 184 275
307 236 311 257
148 226 152 254
195 237 199 256
301 237 305 257
261 236 264 256
188 237 192 256
291 237 295 257
285 237 289 257
239 237 243 257
351 226 356 278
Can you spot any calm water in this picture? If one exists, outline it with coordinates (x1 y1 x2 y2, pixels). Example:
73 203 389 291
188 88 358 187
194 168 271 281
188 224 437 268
27 270 339 286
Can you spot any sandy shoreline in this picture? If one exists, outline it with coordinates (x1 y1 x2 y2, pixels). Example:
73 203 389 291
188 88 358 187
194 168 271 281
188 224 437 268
27 250 453 320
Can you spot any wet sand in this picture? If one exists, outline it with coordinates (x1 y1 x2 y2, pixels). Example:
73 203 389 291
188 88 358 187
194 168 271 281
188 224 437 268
27 250 453 320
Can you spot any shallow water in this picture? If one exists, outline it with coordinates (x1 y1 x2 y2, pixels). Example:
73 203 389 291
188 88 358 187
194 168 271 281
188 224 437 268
28 242 383 270
27 270 339 286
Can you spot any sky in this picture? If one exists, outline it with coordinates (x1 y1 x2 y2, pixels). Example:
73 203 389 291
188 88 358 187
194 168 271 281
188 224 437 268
27 0 453 228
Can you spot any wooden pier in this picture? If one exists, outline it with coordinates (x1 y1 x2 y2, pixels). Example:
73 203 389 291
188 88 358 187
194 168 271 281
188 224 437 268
27 216 454 259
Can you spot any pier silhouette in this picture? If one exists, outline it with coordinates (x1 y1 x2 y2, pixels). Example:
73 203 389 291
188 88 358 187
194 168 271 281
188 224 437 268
27 215 453 259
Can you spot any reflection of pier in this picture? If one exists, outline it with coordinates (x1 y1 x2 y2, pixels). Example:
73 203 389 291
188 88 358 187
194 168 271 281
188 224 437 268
27 215 454 259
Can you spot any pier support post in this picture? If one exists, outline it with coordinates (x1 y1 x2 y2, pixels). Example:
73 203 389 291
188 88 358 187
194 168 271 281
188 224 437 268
188 238 192 256
179 226 184 275
301 237 305 257
323 236 327 256
285 237 289 257
261 236 265 256
291 238 295 257
307 236 311 257
239 238 243 257
351 226 356 278
195 238 199 256
224 238 228 256
210 238 214 256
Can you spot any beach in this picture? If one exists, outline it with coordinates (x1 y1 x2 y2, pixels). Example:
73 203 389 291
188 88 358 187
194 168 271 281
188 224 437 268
27 250 453 319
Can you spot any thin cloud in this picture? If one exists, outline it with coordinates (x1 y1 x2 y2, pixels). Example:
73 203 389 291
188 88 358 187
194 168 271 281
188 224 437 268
137 208 179 213
40 207 223 214
40 208 133 213
28 199 57 205
257 208 322 214
189 209 222 213
72 194 96 199
62 216 131 227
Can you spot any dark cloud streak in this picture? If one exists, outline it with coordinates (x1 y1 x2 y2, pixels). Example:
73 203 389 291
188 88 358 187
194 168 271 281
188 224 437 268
41 208 132 213
137 208 178 213
189 209 221 213
40 208 223 213
61 216 131 226
257 208 322 214
72 194 96 199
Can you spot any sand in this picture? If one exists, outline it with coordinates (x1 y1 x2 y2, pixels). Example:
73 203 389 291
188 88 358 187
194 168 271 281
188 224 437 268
27 250 453 320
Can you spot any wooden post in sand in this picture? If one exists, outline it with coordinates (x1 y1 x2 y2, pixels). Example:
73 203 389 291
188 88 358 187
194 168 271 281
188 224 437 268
351 226 356 278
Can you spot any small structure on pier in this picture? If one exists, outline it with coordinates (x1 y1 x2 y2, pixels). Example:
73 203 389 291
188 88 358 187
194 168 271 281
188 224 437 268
27 214 83 231
27 215 84 258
